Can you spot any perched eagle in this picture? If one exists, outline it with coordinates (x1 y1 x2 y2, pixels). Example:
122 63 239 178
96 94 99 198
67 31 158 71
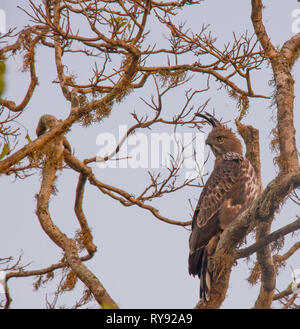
188 112 259 302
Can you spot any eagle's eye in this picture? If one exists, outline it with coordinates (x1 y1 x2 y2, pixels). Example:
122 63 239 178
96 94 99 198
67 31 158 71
216 136 224 142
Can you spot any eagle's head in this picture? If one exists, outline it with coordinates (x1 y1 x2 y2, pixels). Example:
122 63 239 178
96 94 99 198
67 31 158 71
196 112 243 157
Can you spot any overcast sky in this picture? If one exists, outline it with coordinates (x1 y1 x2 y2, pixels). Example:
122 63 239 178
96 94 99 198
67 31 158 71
1 0 300 309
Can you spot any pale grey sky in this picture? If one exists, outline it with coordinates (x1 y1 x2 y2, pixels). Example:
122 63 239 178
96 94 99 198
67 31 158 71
1 0 299 308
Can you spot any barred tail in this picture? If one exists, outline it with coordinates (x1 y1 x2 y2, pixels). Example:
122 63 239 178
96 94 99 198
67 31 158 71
188 247 211 302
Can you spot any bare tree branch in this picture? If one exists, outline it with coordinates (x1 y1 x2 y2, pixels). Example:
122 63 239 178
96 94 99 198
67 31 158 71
35 132 118 309
238 217 300 259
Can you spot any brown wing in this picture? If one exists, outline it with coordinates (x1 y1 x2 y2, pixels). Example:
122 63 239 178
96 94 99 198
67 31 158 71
189 156 258 252
193 158 242 228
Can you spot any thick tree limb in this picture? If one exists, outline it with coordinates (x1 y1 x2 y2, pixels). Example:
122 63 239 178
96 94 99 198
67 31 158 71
251 0 299 172
35 136 118 309
74 173 97 255
281 32 300 68
236 120 275 308
253 220 276 309
237 218 300 259
251 0 277 59
236 120 261 184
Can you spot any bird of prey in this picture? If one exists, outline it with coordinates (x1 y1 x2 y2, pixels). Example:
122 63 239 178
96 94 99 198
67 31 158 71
188 112 259 302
